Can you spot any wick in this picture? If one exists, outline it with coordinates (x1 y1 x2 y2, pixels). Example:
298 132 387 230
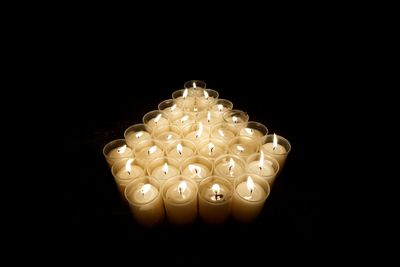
178 150 182 155
259 166 262 171
179 188 183 195
273 146 276 151
210 147 214 153
127 171 131 175
194 168 198 174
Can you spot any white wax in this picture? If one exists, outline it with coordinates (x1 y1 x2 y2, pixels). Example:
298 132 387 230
184 131 209 146
239 128 263 138
247 161 274 176
151 164 180 181
214 161 244 179
167 146 194 160
175 96 195 109
155 132 181 145
235 181 266 201
116 165 145 180
126 131 152 148
162 106 183 122
229 143 256 158
107 146 133 167
165 182 196 204
182 163 211 181
172 115 196 129
198 144 225 159
262 143 288 170
136 146 164 162
197 96 216 109
130 183 158 204
146 117 169 131
212 127 235 142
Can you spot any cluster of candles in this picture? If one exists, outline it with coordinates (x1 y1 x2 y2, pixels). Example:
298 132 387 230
102 80 291 226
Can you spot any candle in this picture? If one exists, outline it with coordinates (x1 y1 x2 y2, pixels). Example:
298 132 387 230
214 154 246 184
246 151 279 187
172 89 196 110
161 176 198 225
170 113 196 130
142 110 169 133
103 139 133 168
239 121 268 144
184 122 210 147
211 123 236 143
199 111 221 131
125 177 165 227
166 139 196 162
228 136 259 160
147 157 180 184
152 125 182 146
124 124 152 149
231 174 270 223
196 89 219 109
223 109 249 134
198 176 233 224
158 99 184 122
134 140 165 165
183 80 207 97
111 158 145 201
261 133 291 172
210 99 233 120
197 138 228 159
180 156 213 183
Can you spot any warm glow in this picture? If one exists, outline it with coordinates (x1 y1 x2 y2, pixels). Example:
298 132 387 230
117 145 127 154
228 158 235 172
148 145 157 155
212 183 220 195
232 116 238 123
207 111 211 123
171 104 177 111
135 131 144 139
140 184 151 195
177 143 183 155
189 164 201 175
181 115 189 123
193 82 196 89
162 162 169 175
218 129 225 137
208 142 215 155
154 113 162 123
125 158 134 173
218 104 223 112
244 128 253 135
166 134 173 140
236 145 245 153
178 181 187 195
183 89 188 98
204 90 209 99
196 122 203 138
273 133 278 150
247 176 255 194
259 151 264 170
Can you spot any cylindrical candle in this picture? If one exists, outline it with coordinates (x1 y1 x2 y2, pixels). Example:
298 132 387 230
158 99 184 122
111 157 145 201
196 89 219 110
223 109 249 135
180 155 213 184
214 154 246 184
146 156 180 185
170 113 197 130
231 174 270 223
172 89 196 110
183 122 210 148
103 139 133 168
198 176 233 225
197 138 228 159
142 110 169 133
161 176 198 225
166 139 196 162
246 152 279 187
210 123 236 143
152 124 182 146
124 124 152 149
261 134 291 173
134 139 165 165
125 176 165 227
239 121 268 144
210 98 233 120
228 136 259 160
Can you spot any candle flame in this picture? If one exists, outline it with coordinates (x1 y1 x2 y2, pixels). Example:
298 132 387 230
162 162 169 175
171 104 177 111
148 145 157 155
244 128 253 135
181 115 189 123
140 184 151 195
166 134 173 140
228 158 235 176
247 176 255 194
208 142 215 155
125 158 134 174
204 90 209 99
259 151 264 170
273 133 278 150
178 181 187 195
177 143 183 155
217 104 223 112
193 82 196 89
183 89 188 99
154 113 162 123
207 111 211 123
212 183 220 195
117 145 127 154
232 116 238 123
189 164 201 175
218 129 225 137
195 122 203 138
136 131 144 139
193 107 198 112
236 145 245 153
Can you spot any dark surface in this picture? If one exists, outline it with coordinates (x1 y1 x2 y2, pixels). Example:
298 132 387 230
62 77 321 260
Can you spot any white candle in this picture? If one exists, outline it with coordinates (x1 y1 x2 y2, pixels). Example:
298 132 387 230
106 144 133 167
184 122 209 147
162 177 198 225
136 144 165 163
198 176 233 224
197 140 227 159
261 133 290 171
181 163 211 183
211 125 236 143
171 114 196 130
146 113 169 132
126 131 152 148
150 162 180 183
228 142 258 159
161 103 184 122
125 177 165 227
111 158 145 201
214 156 245 184
167 143 195 160
246 151 279 187
231 175 270 223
